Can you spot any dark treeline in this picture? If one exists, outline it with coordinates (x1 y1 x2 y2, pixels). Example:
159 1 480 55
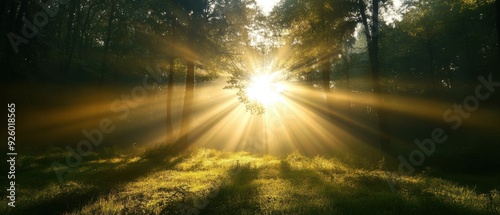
267 0 500 172
1 0 254 84
1 0 500 172
1 0 263 149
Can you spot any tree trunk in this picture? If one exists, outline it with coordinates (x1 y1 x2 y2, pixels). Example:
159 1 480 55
426 40 437 94
497 0 500 54
63 0 76 80
79 6 90 54
64 0 76 55
321 56 332 119
6 0 17 32
76 2 95 75
14 0 27 33
0 0 8 29
65 0 81 82
359 0 391 152
496 0 500 106
178 8 199 150
372 0 391 152
80 3 96 57
82 10 97 57
166 58 175 142
100 0 116 86
342 54 352 110
56 5 66 48
179 60 195 148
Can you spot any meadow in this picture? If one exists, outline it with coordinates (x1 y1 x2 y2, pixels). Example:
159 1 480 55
1 145 499 215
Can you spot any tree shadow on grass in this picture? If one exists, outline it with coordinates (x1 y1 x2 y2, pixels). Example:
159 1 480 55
199 165 261 215
278 160 486 215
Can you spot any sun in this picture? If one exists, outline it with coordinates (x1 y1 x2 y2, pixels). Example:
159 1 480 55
255 0 280 14
246 72 286 105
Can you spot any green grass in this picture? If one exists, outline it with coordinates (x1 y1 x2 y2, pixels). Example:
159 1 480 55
1 146 499 215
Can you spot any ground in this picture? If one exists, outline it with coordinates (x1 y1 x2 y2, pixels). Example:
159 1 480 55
1 146 499 215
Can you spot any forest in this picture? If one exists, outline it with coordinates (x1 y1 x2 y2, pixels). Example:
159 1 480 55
1 0 500 214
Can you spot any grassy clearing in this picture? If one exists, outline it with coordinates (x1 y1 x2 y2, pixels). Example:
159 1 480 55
1 146 499 215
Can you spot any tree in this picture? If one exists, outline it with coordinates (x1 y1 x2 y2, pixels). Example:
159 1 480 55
223 0 277 115
177 0 254 148
273 0 358 118
358 0 391 152
99 0 117 85
497 0 500 53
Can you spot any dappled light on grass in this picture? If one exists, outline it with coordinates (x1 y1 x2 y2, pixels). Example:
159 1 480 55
2 146 499 214
62 149 499 214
